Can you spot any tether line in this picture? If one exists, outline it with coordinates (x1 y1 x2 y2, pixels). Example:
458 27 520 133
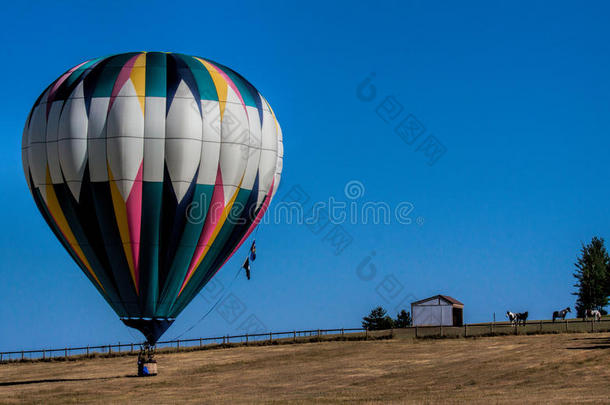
170 220 265 340
171 264 243 340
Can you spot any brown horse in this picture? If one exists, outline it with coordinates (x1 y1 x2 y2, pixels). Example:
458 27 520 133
552 307 570 322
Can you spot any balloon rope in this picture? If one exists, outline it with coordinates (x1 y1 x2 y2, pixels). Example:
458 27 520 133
255 216 264 238
126 326 142 344
170 218 265 340
170 265 243 340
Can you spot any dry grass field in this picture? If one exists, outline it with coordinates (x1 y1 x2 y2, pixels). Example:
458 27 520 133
2 332 610 404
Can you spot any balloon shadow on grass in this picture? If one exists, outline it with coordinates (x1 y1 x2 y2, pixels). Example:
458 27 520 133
0 375 128 387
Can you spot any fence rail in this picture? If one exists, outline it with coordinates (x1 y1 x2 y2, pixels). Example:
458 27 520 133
2 318 610 363
0 328 366 363
400 318 610 339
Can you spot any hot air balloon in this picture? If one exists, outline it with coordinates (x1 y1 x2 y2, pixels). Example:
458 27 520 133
21 52 283 350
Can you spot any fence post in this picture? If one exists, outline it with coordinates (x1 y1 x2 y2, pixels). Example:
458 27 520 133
245 334 248 345
565 319 568 332
415 325 418 338
464 324 467 337
42 349 46 360
440 324 443 337
177 340 180 351
317 329 320 338
539 320 542 333
118 342 121 353
86 346 89 356
64 348 67 358
108 345 111 354
341 328 344 337
269 332 272 343
21 351 24 360
131 343 134 353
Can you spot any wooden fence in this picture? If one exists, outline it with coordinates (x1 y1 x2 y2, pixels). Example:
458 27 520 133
0 328 366 363
397 318 610 339
2 318 610 363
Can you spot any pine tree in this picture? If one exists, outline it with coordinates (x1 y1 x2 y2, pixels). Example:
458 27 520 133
362 306 394 330
394 310 412 328
573 237 610 317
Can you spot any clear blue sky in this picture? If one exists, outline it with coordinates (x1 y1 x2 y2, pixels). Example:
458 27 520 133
1 1 609 351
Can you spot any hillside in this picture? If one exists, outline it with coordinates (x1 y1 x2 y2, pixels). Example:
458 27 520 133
2 332 610 404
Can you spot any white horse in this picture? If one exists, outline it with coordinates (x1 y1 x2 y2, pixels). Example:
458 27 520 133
506 311 517 326
585 309 601 322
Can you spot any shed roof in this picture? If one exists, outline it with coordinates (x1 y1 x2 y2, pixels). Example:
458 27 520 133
411 294 464 307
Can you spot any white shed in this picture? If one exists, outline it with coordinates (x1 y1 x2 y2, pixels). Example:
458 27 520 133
411 295 464 326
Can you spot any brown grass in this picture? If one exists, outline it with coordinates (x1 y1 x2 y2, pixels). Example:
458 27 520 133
2 332 610 404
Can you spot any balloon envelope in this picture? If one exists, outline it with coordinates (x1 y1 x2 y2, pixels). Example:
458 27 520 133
21 52 283 343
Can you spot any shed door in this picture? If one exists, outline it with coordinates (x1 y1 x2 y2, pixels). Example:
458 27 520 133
452 307 463 326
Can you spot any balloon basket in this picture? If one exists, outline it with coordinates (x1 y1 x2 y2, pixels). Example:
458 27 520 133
138 360 157 377
137 345 158 377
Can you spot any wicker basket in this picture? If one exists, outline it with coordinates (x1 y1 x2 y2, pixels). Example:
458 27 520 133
138 360 158 377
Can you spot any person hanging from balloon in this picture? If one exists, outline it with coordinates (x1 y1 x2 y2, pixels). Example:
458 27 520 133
242 240 257 280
